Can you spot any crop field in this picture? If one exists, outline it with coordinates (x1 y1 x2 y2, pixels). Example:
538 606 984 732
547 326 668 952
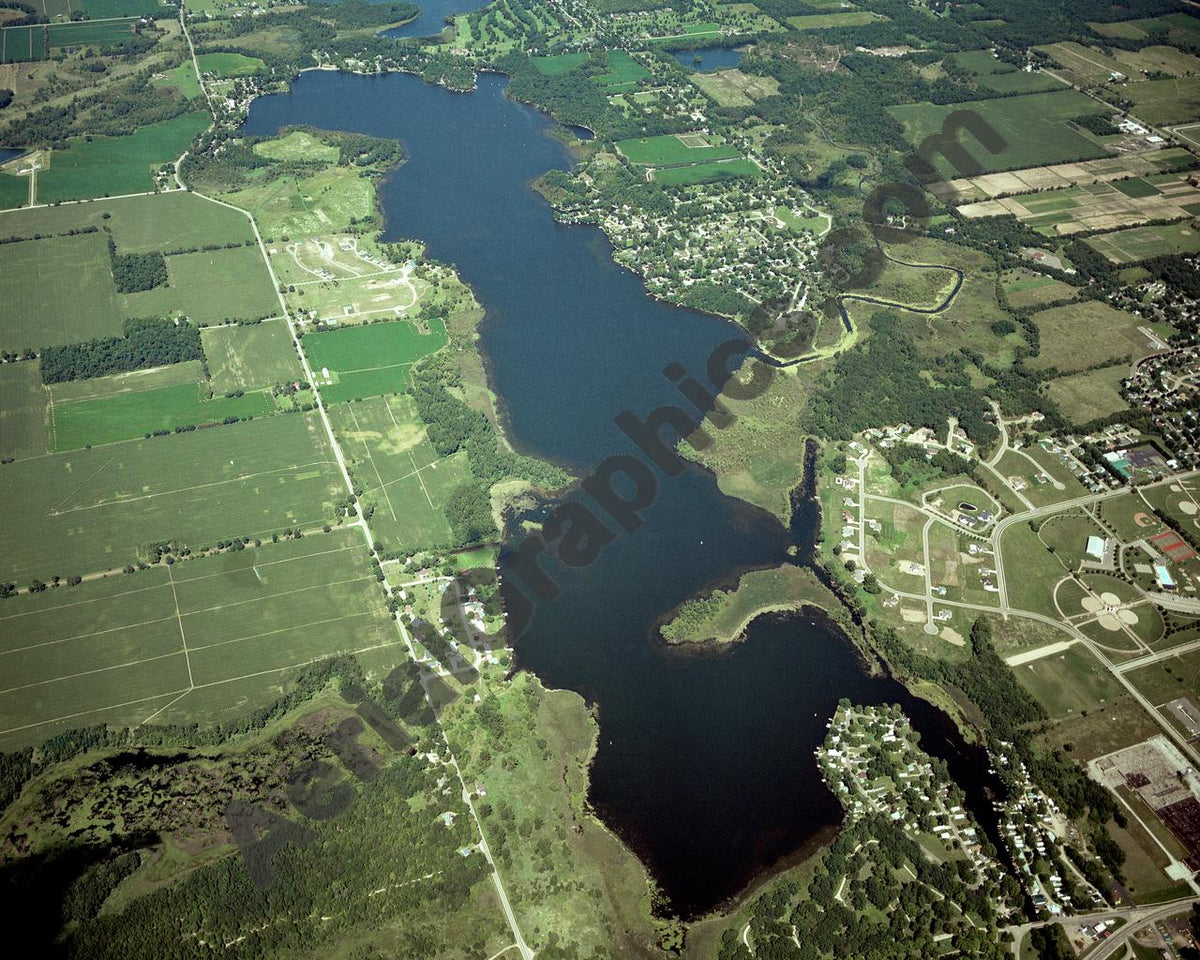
0 412 344 584
651 157 762 185
617 133 741 166
0 231 122 352
0 360 47 460
80 0 165 15
1028 301 1156 372
786 11 885 29
690 68 779 107
976 71 1064 95
888 90 1111 177
1121 76 1200 125
202 321 302 393
196 51 266 77
329 395 472 553
49 381 277 451
302 319 448 403
931 148 1197 206
0 528 399 749
961 172 1200 234
0 24 45 63
0 191 254 250
37 112 210 203
226 164 375 242
1085 221 1200 264
123 245 279 322
1089 13 1200 47
46 19 138 48
1040 41 1200 87
0 169 27 209
1044 364 1130 425
48 361 205 405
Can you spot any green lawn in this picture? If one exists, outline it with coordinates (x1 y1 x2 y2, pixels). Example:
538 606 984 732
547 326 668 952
302 319 447 403
50 381 277 451
651 158 762 185
196 51 267 78
0 360 47 459
0 412 345 584
1015 646 1126 721
616 133 740 166
888 90 1111 177
202 321 302 393
37 112 210 203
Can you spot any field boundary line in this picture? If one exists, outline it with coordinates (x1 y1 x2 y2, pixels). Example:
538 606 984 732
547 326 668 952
137 689 193 728
0 649 185 696
381 397 436 511
186 610 379 653
0 688 191 739
348 403 399 523
48 459 339 516
168 563 196 689
47 455 114 514
179 573 377 619
0 614 177 658
0 577 171 622
169 541 360 585
337 359 416 376
187 640 401 692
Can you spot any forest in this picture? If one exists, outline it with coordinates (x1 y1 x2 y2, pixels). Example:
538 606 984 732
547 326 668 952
39 318 204 383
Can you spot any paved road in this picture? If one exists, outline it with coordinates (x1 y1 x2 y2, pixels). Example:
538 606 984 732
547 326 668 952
1007 896 1200 960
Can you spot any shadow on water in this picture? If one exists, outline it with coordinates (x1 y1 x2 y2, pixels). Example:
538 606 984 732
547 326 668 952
244 70 1001 917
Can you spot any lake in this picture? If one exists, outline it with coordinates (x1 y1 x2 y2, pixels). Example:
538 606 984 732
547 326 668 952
380 0 489 38
244 70 999 918
673 47 742 72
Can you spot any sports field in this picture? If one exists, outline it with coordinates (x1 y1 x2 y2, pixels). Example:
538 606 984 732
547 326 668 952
1028 301 1155 372
37 112 210 203
1085 221 1200 264
203 321 302 393
0 360 47 460
651 157 762 185
888 89 1111 177
329 394 472 553
49 381 277 451
617 133 741 166
0 528 400 749
0 231 123 352
196 51 266 77
123 246 279 322
0 192 255 250
302 318 448 403
0 412 344 584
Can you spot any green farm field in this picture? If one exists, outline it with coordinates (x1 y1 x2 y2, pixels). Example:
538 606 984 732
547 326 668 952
49 381 277 451
37 112 210 203
531 51 588 75
0 361 47 460
616 133 740 166
0 412 344 584
202 320 302 393
0 192 254 251
1043 364 1131 425
329 394 472 553
46 360 205 404
123 246 279 322
1027 301 1153 373
1085 221 1200 264
151 63 203 101
302 319 447 403
0 170 27 209
1122 76 1200 125
0 24 45 64
253 130 340 164
80 0 166 16
0 529 399 749
888 90 1110 177
786 11 884 29
46 18 139 49
223 163 375 242
1015 646 1126 721
196 51 266 77
0 231 123 352
651 158 762 185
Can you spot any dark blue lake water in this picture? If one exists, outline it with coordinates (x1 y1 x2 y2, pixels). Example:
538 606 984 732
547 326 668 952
673 47 742 72
380 0 488 38
244 70 996 917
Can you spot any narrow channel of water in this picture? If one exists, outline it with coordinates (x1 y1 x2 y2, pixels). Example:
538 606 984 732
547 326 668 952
379 0 488 39
244 70 1001 917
